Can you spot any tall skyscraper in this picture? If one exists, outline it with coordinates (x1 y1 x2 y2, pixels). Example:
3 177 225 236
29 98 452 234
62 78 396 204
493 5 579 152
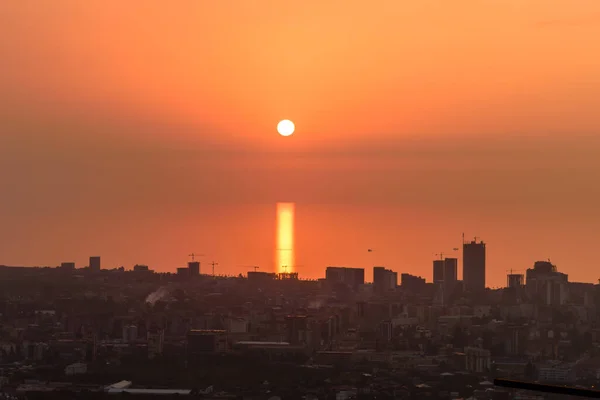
443 258 458 285
89 256 101 271
463 239 486 291
433 260 444 284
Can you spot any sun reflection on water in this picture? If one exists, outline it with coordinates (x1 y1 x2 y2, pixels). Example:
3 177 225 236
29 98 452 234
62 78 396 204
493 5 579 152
275 202 295 274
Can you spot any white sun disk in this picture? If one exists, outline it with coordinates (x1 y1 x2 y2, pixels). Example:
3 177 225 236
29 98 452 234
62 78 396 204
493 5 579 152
277 119 295 136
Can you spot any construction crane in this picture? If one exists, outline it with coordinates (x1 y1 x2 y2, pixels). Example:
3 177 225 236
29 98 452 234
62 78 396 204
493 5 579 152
435 253 445 260
188 253 205 262
209 261 219 276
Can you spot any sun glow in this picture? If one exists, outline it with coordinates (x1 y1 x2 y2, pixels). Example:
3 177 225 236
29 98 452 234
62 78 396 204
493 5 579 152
277 120 295 136
275 202 295 273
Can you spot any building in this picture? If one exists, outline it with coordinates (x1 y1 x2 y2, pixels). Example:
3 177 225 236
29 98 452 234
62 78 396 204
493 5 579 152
463 239 486 292
432 258 457 286
526 261 568 306
433 260 444 284
285 315 308 345
64 363 87 376
278 272 299 280
147 329 164 359
122 325 138 342
133 264 149 272
464 346 491 373
187 330 228 354
373 266 397 292
247 271 277 283
401 273 426 291
176 267 188 277
443 258 458 286
188 261 200 276
89 256 101 271
325 267 365 288
538 363 575 383
61 262 76 270
507 273 524 288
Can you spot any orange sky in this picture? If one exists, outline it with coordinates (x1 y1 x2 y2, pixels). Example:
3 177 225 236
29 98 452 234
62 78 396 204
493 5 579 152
1 1 599 286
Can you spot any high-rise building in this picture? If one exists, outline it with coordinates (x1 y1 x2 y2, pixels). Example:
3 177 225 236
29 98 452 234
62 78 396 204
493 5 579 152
463 239 486 291
443 258 458 285
188 261 200 276
89 256 101 271
373 266 397 292
525 261 568 306
325 267 365 288
433 260 444 284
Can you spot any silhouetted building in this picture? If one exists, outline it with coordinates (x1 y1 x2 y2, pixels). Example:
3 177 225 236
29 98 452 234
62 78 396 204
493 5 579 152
401 273 426 291
89 256 101 271
463 239 486 291
133 264 149 272
61 262 76 270
278 272 299 280
507 273 524 288
433 260 444 284
176 267 188 277
444 258 458 285
188 261 200 276
147 329 165 359
325 267 364 288
247 271 277 283
285 315 308 345
373 266 397 292
526 260 568 306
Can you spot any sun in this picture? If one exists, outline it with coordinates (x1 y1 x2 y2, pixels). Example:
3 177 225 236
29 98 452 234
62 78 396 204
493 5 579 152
277 119 295 137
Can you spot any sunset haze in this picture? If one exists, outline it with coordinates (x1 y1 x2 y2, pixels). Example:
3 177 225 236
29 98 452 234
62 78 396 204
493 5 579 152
1 1 599 286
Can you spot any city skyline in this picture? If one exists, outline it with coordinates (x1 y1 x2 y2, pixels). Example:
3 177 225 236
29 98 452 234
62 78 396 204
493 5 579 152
2 1 599 396
1 2 599 288
0 205 591 288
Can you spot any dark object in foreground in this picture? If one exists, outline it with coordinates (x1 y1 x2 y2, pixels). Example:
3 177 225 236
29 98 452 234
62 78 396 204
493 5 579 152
494 378 600 398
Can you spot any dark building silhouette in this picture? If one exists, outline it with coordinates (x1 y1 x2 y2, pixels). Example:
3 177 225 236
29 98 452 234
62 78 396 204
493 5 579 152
60 262 75 270
433 260 444 284
463 239 486 291
401 273 426 291
325 267 364 288
285 315 308 345
248 271 277 283
525 260 568 306
373 266 397 292
507 273 524 288
89 256 101 271
443 258 458 285
188 261 200 276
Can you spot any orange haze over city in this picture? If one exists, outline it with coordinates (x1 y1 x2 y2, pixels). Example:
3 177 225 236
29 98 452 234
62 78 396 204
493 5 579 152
1 1 599 286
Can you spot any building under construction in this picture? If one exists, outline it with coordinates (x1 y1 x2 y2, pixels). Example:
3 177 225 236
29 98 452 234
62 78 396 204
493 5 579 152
507 272 524 288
